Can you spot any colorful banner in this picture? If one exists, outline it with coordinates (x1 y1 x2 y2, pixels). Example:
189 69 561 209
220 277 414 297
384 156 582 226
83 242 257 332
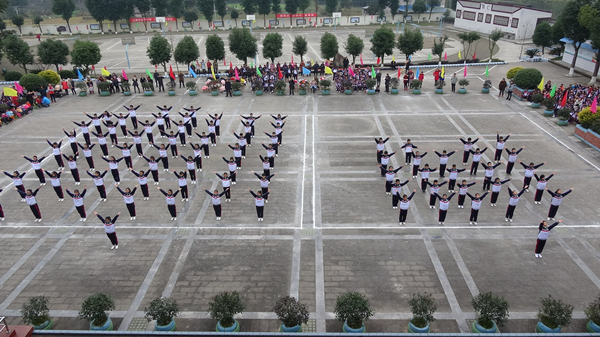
276 13 317 18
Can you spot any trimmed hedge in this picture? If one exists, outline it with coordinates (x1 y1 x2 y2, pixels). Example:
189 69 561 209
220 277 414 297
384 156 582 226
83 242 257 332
58 69 76 79
512 68 543 90
19 74 47 91
578 107 600 129
4 71 23 81
506 66 523 79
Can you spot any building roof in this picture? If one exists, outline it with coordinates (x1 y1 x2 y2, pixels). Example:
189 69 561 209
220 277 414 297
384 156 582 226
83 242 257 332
457 0 552 14
398 5 447 13
560 38 599 52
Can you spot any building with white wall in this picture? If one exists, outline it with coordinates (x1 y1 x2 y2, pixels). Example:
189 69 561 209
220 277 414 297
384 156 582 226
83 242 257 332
560 39 599 74
454 1 551 40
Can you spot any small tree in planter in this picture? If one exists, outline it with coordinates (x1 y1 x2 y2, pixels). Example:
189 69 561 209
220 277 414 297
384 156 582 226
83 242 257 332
435 79 445 94
482 79 492 93
471 291 509 333
366 78 377 94
97 81 111 96
320 79 331 95
531 93 544 108
342 79 353 94
410 79 422 94
231 81 242 95
121 82 131 96
585 294 600 332
144 297 180 331
537 295 573 333
390 78 399 94
458 79 469 94
78 293 116 330
275 80 286 95
208 291 246 332
186 81 197 96
209 79 221 95
334 292 374 333
142 82 154 96
556 108 571 125
542 97 556 117
253 78 264 95
167 82 176 96
21 296 51 330
273 296 309 332
408 292 436 333
75 81 88 96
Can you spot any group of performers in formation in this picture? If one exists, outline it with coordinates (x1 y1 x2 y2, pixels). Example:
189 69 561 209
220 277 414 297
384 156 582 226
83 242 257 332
375 133 572 257
1 104 288 249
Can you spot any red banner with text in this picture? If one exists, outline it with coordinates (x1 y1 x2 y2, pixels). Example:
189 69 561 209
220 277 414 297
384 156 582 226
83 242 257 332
275 13 317 18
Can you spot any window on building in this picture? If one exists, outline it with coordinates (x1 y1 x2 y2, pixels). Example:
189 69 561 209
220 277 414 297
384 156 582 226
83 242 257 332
511 18 519 28
463 11 476 20
485 14 492 23
493 15 509 26
477 13 483 22
456 10 461 18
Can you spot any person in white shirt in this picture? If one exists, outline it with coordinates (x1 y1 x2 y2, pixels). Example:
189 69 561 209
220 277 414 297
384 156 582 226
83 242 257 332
467 192 488 225
204 188 229 220
398 190 416 225
94 211 121 249
158 188 181 220
535 220 563 258
249 189 269 221
15 187 43 222
66 187 87 221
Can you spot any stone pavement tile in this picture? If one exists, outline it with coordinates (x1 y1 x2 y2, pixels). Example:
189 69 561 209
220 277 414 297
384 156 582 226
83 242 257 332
435 94 509 113
456 238 598 312
175 318 280 332
323 239 450 313
561 237 600 283
318 116 381 138
380 95 439 112
326 319 460 333
299 239 315 311
171 239 292 312
7 238 162 311
389 115 463 136
322 229 422 236
432 238 474 310
139 239 185 308
316 96 372 112
502 318 588 333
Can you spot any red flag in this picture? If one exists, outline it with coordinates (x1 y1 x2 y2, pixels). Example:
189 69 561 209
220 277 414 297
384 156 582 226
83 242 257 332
268 23 271 29
291 55 294 65
560 90 568 108
278 67 283 79
91 64 95 71
472 52 476 60
397 68 401 78
230 61 233 68
155 64 158 69
169 65 175 81
376 57 380 64
60 66 63 71
104 66 107 70
223 59 226 66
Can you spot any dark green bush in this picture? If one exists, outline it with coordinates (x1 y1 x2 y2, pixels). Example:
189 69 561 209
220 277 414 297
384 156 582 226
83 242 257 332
4 71 22 81
512 68 543 89
58 70 76 79
19 74 47 91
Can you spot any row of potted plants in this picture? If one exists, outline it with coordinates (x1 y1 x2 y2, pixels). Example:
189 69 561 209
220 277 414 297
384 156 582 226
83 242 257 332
19 291 600 333
530 93 571 125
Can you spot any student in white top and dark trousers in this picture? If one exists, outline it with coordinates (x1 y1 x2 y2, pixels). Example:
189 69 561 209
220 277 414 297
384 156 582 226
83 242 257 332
391 179 409 209
519 161 545 191
45 170 64 201
505 186 527 222
467 192 488 225
494 133 510 162
94 211 121 249
250 189 269 221
66 187 87 221
398 190 416 225
469 146 488 175
434 150 455 177
535 220 563 258
533 173 554 204
505 147 525 174
545 188 573 220
23 155 47 185
204 188 229 220
116 185 138 220
132 170 151 200
158 188 180 220
401 140 417 165
15 187 43 221
435 192 456 225
375 137 390 164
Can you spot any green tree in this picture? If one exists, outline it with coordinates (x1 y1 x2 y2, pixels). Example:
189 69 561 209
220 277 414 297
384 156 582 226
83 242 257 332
198 0 214 23
228 28 257 64
215 0 227 22
87 0 107 32
320 32 338 59
389 0 399 20
10 15 23 34
206 34 225 63
241 0 257 15
370 26 395 64
558 0 590 76
51 0 75 34
579 3 600 82
168 0 185 30
184 11 198 28
146 34 172 71
292 35 308 62
3 35 34 73
532 21 553 55
325 0 337 14
152 0 167 16
33 15 43 34
431 34 448 62
19 74 47 91
230 8 239 26
257 0 271 27
298 0 310 14
104 0 134 33
427 0 441 20
262 32 283 63
0 21 6 32
397 28 424 59
174 35 199 67
344 33 364 64
272 0 281 15
38 39 69 71
70 40 101 74
412 0 427 21
487 29 504 60
285 0 298 26
0 0 8 13
457 31 480 58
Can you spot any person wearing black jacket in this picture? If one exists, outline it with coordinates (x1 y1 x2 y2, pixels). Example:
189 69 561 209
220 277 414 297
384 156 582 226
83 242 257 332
535 220 563 258
225 78 233 97
288 78 295 95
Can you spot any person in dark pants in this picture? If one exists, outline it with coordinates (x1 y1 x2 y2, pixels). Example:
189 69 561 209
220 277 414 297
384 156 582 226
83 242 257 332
289 78 295 95
225 79 233 97
156 73 165 92
451 73 458 93
384 74 391 93
535 220 562 258
132 76 140 93
94 211 121 249
249 189 269 221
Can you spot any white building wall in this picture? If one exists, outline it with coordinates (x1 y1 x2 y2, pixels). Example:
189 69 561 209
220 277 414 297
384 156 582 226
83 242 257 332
562 44 598 73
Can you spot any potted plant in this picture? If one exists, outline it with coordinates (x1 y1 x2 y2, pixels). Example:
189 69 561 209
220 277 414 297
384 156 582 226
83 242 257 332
78 293 116 331
531 92 544 108
366 78 377 95
275 80 286 96
458 79 469 94
97 81 111 96
142 82 154 96
585 294 600 332
208 291 245 332
273 296 309 332
435 79 444 94
144 297 180 331
75 82 87 96
334 292 374 333
390 78 399 94
121 82 131 96
298 79 308 95
319 79 330 95
209 79 221 96
186 81 197 96
167 81 176 96
342 79 353 95
482 79 492 93
537 295 573 333
471 291 509 333
231 81 242 96
253 78 264 96
408 293 436 333
21 296 52 330
556 108 571 126
410 79 422 95
542 97 556 117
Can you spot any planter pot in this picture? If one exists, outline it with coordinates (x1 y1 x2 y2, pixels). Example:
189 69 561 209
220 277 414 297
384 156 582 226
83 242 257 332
481 87 490 93
367 89 376 95
155 318 176 331
33 319 53 330
390 88 399 94
123 91 132 96
189 90 197 96
536 320 561 333
90 317 113 331
543 110 554 117
435 88 443 94
574 125 600 152
321 89 330 95
255 90 264 96
168 90 176 96
280 324 302 332
100 91 110 96
276 92 285 96
345 89 352 95
233 91 241 96
408 321 429 333
587 319 600 332
531 102 540 108
412 89 421 95
216 319 239 332
78 92 87 97
458 88 467 94
557 119 569 126
299 90 307 95
471 320 498 333
512 86 534 101
144 90 153 96
211 91 219 96
343 321 365 333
